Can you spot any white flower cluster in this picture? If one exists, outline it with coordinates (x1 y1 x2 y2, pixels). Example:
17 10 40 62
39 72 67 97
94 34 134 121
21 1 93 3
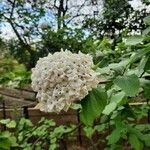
31 50 99 113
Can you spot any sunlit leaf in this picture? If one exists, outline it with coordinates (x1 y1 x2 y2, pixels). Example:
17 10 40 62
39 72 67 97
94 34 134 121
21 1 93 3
144 15 150 25
114 74 140 96
80 87 107 126
124 36 143 46
103 102 117 115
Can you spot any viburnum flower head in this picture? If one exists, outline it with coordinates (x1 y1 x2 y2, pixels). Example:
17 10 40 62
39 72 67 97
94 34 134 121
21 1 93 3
31 50 99 113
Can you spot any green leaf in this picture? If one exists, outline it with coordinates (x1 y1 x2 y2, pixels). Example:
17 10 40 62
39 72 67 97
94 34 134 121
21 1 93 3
103 91 125 115
49 143 57 150
138 55 149 76
9 136 18 147
144 15 150 25
95 124 106 132
144 55 150 71
143 134 150 147
129 134 143 150
0 119 10 125
83 126 95 139
143 26 150 35
80 87 107 126
107 127 122 145
0 137 11 150
53 125 65 137
140 79 150 99
18 118 33 131
0 131 14 150
102 102 117 115
114 74 140 96
43 119 56 126
110 91 125 104
124 36 143 46
129 44 150 64
6 120 16 128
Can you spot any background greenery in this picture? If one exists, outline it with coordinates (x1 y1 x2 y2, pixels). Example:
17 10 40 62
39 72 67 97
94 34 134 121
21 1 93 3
0 0 150 149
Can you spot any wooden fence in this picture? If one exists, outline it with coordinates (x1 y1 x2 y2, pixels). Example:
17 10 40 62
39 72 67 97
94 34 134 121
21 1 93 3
0 87 150 149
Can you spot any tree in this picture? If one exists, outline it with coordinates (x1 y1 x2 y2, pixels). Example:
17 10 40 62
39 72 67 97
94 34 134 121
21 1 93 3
0 0 101 69
83 0 150 41
0 0 47 69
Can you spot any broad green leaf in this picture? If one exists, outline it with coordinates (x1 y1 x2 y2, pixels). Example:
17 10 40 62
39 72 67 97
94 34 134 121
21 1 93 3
135 124 150 131
129 44 150 64
51 137 57 143
80 87 107 126
95 124 106 132
18 118 33 131
144 55 150 71
102 102 117 115
53 125 65 135
83 126 95 139
140 79 150 99
97 59 129 75
103 91 125 115
6 120 16 128
143 134 150 146
114 74 140 96
1 131 12 138
144 15 150 25
0 119 10 125
143 86 150 99
43 119 56 126
9 136 18 147
0 137 11 150
49 143 57 150
124 36 143 46
143 26 150 35
110 91 125 104
129 134 143 150
138 55 149 76
107 127 122 145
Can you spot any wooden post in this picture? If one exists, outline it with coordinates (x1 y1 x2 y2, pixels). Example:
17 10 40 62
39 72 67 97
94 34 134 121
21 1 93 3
23 106 29 119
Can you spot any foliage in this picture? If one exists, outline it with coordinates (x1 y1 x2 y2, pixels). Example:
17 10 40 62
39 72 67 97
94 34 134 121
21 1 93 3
0 118 76 150
0 0 46 69
78 15 150 149
0 58 31 87
80 86 107 126
1 0 149 69
0 1 150 149
83 0 149 47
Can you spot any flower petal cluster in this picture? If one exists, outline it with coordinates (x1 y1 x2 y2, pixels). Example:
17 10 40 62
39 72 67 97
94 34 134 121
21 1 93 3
31 50 99 113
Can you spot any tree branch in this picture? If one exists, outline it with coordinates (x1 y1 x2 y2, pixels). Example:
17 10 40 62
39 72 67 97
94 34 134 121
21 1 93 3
66 0 87 24
9 0 16 19
7 0 13 5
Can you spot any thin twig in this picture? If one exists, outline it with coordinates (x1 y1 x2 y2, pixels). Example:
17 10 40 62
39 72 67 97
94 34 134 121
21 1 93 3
99 80 112 84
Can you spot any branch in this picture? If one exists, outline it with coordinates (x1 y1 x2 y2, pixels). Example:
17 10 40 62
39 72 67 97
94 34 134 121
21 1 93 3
63 0 69 15
99 80 112 84
66 0 87 24
4 1 26 45
9 0 16 19
3 15 25 45
7 0 13 5
66 13 85 24
13 22 24 30
53 0 59 9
